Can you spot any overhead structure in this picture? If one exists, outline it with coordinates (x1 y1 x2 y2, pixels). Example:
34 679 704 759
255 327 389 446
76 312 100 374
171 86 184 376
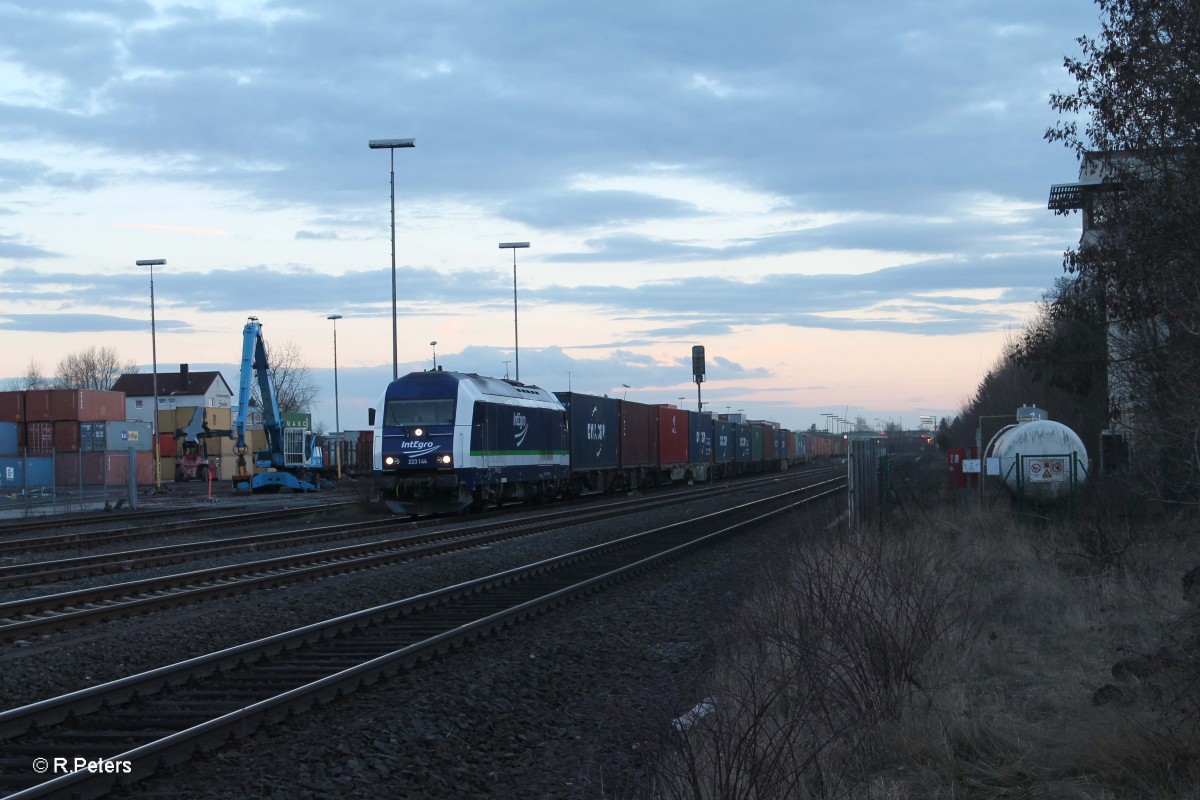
136 258 167 489
368 137 416 380
499 241 530 382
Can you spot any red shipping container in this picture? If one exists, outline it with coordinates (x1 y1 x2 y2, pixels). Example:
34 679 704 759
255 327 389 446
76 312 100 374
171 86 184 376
350 430 373 473
619 400 658 468
158 433 178 458
656 405 689 467
54 421 81 453
49 390 126 422
55 452 105 485
25 421 54 454
0 391 24 422
24 390 52 422
105 452 155 485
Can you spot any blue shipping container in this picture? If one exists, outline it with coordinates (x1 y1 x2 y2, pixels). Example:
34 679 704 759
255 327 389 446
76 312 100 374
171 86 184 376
105 421 153 452
0 456 21 488
688 411 713 464
714 419 735 464
26 455 53 487
555 392 621 470
0 421 17 455
733 423 751 462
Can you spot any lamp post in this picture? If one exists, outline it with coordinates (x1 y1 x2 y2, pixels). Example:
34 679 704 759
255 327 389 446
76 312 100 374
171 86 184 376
368 137 415 381
622 384 630 400
430 340 437 370
327 314 342 479
136 259 166 490
498 242 530 382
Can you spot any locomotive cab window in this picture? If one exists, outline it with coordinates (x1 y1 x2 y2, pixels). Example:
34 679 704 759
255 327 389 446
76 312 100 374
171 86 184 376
383 399 456 426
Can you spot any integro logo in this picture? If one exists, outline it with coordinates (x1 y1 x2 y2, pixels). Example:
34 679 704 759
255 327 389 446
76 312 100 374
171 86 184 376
400 440 440 458
513 412 529 447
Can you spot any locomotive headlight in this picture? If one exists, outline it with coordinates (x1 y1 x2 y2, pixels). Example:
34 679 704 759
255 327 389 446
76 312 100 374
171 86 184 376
413 427 425 437
439 454 452 464
384 456 398 466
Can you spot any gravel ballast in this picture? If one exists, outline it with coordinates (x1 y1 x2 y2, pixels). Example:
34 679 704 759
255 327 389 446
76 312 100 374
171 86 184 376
2 484 822 798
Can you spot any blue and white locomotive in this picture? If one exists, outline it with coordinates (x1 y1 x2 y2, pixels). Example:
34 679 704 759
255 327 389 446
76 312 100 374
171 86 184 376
371 370 569 514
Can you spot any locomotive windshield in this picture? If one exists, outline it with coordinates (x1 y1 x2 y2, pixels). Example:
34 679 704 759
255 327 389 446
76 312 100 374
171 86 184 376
383 399 456 426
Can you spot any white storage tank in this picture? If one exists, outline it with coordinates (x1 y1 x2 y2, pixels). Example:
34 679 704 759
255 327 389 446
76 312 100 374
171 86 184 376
985 413 1088 503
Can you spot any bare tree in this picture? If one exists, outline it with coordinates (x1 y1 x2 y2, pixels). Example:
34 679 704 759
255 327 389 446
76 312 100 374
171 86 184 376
3 359 49 391
55 346 138 390
250 339 320 416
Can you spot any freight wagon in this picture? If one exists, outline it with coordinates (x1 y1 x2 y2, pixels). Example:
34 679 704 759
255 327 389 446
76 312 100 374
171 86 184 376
373 371 812 515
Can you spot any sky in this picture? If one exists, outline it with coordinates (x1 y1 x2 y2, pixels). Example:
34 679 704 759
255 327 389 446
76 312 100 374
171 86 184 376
0 0 1099 434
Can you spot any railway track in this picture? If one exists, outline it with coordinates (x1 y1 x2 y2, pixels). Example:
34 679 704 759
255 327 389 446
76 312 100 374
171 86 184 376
0 475 843 799
0 501 354 556
0 471 840 641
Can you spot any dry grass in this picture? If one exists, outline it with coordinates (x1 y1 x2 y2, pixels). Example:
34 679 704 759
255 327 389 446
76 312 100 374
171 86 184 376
649 499 1200 799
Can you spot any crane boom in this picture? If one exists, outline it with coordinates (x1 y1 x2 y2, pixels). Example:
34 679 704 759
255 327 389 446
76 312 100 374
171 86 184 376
234 317 319 492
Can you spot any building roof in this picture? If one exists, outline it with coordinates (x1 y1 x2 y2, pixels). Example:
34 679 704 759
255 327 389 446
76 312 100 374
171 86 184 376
111 368 233 398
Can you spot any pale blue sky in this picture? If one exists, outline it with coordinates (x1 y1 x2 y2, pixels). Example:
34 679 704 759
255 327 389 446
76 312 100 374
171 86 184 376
0 0 1097 431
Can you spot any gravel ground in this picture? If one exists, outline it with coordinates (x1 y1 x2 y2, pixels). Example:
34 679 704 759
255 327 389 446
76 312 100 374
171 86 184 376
0 484 808 706
0 480 823 798
128 513 802 800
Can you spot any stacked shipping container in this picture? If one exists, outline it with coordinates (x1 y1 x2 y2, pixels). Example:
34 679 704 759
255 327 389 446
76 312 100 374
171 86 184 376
0 389 154 488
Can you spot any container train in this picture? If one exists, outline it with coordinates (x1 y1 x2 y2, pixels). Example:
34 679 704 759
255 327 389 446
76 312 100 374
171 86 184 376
370 369 846 515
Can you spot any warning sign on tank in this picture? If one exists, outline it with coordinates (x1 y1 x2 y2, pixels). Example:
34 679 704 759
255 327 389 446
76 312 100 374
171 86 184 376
1027 457 1067 482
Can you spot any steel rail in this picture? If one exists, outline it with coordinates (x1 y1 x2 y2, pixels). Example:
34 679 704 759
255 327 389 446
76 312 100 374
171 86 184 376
0 502 354 556
0 474 840 641
0 479 844 798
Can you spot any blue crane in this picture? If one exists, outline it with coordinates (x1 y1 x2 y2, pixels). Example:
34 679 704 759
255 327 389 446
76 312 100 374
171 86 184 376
234 317 321 492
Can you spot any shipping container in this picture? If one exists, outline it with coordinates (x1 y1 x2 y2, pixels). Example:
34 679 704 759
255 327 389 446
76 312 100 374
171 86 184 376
0 391 24 422
713 418 735 464
687 411 713 465
104 420 153 452
158 433 178 458
164 405 234 433
26 455 53 487
53 421 81 453
24 390 52 422
0 456 21 488
206 406 233 431
749 423 764 462
655 406 689 467
0 421 18 454
79 421 106 453
619 400 658 468
105 452 155 485
733 422 751 462
49 389 125 422
327 429 374 476
25 421 54 454
555 392 621 470
356 430 374 473
55 452 105 486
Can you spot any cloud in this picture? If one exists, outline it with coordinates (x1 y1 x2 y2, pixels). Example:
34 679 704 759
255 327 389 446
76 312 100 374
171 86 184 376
0 313 189 333
0 237 60 260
